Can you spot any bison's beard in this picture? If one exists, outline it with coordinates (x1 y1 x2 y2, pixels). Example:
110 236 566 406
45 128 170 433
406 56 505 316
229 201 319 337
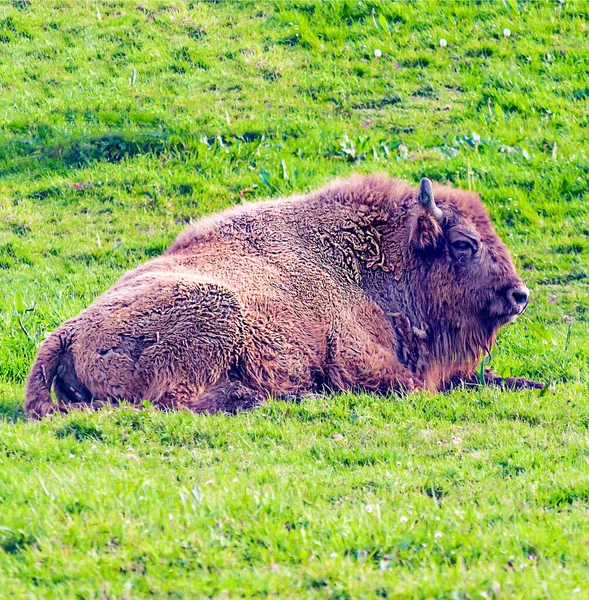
424 312 500 387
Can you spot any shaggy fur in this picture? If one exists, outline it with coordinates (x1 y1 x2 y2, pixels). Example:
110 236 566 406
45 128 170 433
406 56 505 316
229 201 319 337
25 175 542 418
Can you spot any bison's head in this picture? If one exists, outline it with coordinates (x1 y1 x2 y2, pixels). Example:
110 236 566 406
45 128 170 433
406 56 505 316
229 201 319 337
407 178 529 364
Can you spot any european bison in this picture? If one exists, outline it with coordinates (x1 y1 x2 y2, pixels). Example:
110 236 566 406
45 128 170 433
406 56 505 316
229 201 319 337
25 175 542 417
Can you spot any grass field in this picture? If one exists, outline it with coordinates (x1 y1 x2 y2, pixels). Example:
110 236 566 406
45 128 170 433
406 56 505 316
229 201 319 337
1 0 588 597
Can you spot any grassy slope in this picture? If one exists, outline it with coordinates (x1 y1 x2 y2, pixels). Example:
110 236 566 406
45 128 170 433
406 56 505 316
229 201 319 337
0 0 588 597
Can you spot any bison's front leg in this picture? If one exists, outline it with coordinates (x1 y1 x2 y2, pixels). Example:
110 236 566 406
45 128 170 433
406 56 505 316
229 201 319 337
327 339 424 395
186 379 266 413
445 368 544 391
327 307 426 396
480 368 544 390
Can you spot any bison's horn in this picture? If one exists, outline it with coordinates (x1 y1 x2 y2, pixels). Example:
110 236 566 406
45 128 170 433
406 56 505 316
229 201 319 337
418 177 444 222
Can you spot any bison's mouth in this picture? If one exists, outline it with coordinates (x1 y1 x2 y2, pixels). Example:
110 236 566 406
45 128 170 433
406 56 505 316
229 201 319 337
486 283 530 327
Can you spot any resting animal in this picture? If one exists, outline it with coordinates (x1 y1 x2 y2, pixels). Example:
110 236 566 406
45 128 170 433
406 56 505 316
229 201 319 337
25 175 542 417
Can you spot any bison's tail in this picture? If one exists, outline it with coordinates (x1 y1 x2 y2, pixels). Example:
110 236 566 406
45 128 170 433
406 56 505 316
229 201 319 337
24 331 68 418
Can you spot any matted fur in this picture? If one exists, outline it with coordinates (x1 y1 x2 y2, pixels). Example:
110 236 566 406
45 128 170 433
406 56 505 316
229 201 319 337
25 175 541 417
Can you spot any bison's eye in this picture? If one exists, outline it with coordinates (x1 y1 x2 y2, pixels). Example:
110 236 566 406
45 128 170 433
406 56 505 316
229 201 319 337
450 239 476 256
452 241 472 251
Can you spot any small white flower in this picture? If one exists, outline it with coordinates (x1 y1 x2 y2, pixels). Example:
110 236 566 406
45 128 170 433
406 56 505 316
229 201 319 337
374 49 382 58
434 531 443 539
573 588 581 594
503 28 511 38
365 504 374 513
330 552 337 558
439 38 447 48
400 516 408 523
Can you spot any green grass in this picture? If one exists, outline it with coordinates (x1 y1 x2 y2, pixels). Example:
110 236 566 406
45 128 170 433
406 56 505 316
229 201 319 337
0 0 588 597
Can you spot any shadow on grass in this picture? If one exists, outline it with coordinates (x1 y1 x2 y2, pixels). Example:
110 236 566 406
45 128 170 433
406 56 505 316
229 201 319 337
0 127 281 177
0 132 188 176
0 380 28 423
0 400 27 423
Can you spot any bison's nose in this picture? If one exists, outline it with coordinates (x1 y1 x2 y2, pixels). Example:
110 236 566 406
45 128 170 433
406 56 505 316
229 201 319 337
506 285 530 313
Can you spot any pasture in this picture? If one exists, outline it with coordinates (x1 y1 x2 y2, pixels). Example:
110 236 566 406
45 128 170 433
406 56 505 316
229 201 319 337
0 1 588 597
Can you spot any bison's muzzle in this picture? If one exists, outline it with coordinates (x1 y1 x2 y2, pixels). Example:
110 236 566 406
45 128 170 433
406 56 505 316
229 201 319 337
489 282 530 325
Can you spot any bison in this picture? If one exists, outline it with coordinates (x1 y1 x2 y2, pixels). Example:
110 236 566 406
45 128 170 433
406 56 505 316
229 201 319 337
25 175 543 418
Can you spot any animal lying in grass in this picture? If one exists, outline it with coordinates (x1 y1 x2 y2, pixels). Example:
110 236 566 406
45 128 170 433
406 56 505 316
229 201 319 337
25 175 543 417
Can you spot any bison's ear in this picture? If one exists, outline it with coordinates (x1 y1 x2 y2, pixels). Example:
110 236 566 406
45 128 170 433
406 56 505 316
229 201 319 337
410 213 443 251
410 178 444 252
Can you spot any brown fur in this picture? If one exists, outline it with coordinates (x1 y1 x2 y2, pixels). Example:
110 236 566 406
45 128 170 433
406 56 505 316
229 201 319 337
24 175 542 418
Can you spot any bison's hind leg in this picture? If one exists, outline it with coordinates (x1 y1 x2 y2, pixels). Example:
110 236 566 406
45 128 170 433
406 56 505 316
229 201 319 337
122 278 255 411
156 378 266 414
198 379 266 413
51 350 110 414
53 351 92 404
